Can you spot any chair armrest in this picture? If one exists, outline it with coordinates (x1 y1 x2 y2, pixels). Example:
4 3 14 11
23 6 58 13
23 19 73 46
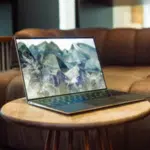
0 69 20 107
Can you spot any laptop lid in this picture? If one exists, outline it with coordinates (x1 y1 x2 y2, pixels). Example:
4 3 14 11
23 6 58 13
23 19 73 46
15 37 107 100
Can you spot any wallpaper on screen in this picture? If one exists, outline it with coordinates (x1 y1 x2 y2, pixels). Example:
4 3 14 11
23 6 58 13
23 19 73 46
17 38 106 99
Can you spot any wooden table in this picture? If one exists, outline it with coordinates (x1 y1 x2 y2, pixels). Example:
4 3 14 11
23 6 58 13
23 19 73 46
1 98 150 150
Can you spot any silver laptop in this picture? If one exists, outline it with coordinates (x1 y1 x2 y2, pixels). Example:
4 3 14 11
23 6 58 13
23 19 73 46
14 37 147 115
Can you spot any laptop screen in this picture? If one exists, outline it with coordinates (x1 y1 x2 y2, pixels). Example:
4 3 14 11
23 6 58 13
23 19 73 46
16 37 106 99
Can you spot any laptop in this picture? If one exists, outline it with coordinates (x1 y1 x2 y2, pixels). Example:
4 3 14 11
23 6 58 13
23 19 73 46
14 37 147 115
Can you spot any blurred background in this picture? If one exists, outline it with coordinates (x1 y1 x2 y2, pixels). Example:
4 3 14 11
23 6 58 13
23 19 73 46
1 0 150 35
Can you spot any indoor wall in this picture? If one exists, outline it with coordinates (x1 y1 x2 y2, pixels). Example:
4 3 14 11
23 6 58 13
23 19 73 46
17 0 59 30
0 2 13 35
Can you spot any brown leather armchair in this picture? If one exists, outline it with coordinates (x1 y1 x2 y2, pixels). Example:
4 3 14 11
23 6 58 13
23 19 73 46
1 28 150 150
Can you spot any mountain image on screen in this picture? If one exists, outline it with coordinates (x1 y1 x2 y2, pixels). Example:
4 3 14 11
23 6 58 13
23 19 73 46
17 39 106 99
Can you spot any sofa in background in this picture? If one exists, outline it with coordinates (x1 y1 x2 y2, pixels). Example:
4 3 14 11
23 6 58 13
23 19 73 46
1 28 150 150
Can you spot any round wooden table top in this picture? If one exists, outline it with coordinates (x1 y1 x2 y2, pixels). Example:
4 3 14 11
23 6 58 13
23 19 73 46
1 98 150 130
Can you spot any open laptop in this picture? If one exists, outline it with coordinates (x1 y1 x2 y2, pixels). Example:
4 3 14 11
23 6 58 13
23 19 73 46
14 37 147 115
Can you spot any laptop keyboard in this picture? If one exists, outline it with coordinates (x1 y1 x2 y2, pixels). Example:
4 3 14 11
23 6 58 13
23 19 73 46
33 90 127 107
35 95 88 107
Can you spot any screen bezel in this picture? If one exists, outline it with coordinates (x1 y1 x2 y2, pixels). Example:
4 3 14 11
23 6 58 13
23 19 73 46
14 36 109 101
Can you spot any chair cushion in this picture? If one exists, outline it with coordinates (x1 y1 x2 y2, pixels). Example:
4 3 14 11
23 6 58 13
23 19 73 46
129 77 150 94
6 75 25 101
103 66 150 92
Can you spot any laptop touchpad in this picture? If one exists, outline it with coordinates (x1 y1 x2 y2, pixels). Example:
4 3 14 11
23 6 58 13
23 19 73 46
56 103 94 113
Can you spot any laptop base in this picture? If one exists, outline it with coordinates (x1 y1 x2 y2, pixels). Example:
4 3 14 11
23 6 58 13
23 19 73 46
28 91 147 115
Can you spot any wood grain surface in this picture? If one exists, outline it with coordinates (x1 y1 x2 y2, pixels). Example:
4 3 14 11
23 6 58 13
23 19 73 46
1 98 150 130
